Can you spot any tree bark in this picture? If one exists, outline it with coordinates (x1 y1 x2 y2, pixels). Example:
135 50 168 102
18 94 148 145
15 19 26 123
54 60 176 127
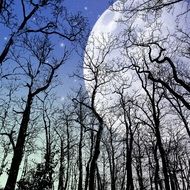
88 120 103 190
126 137 134 190
154 124 170 190
153 143 162 190
58 139 64 190
4 93 33 190
77 104 84 190
78 125 83 190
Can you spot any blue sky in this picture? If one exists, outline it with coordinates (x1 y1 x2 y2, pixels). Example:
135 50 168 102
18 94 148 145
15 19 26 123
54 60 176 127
0 0 115 101
55 0 116 99
64 0 114 25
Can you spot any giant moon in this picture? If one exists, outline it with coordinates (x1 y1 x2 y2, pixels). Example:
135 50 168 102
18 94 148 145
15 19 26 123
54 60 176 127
84 0 190 115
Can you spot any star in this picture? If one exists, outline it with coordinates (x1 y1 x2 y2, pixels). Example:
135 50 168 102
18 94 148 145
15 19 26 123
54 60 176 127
61 96 65 101
84 6 88 11
60 43 64 47
4 37 7 40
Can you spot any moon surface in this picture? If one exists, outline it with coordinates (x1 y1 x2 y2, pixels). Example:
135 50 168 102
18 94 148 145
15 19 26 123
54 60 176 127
84 0 190 114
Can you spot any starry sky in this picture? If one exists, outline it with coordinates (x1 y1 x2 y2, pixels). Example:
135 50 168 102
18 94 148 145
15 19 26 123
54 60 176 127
0 0 115 101
64 0 114 24
56 0 116 99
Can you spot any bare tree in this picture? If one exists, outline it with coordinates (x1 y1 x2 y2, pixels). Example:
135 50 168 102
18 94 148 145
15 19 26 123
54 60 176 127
72 88 91 190
113 87 139 190
4 35 69 190
134 66 171 190
73 34 118 190
0 0 86 65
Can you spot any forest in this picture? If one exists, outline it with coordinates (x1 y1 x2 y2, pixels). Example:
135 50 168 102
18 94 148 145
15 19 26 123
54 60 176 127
0 0 190 190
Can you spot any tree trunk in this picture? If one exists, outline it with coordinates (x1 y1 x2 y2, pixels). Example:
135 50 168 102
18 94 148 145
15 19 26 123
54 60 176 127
64 120 70 190
151 83 170 190
152 142 163 190
88 120 103 190
127 146 134 190
155 125 170 190
85 130 94 190
4 93 33 190
134 133 143 190
77 122 83 190
96 165 102 190
58 140 64 190
77 103 84 190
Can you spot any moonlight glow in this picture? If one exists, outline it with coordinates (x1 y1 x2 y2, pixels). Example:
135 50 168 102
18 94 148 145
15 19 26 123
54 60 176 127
84 0 190 112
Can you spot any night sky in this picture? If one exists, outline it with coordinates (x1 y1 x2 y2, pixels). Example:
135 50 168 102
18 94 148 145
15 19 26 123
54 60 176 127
0 2 115 186
58 0 115 100
0 0 115 101
64 0 114 25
